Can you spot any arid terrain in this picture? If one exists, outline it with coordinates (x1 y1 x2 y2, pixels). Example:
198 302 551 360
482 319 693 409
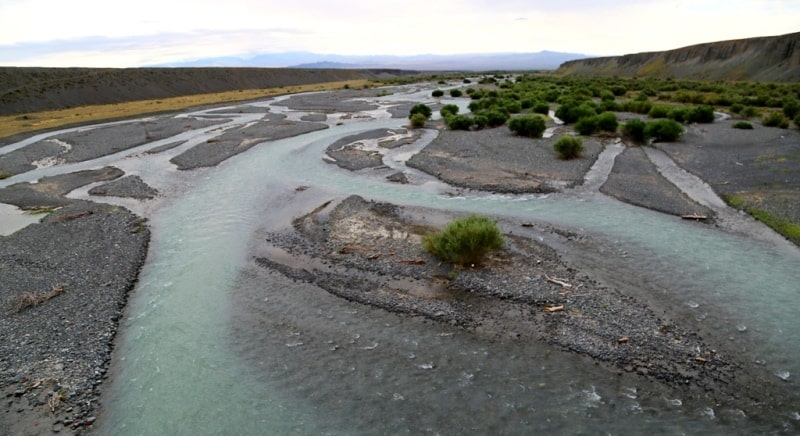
0 70 799 433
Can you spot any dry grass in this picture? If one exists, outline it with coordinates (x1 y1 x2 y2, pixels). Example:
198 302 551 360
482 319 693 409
7 284 65 314
0 79 371 139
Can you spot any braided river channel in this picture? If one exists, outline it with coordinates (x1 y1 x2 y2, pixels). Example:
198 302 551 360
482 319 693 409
9 84 796 434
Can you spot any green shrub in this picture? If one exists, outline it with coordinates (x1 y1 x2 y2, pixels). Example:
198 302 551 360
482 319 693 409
520 97 537 109
596 111 619 132
622 119 647 144
730 103 744 114
410 113 427 128
482 109 510 127
621 99 653 115
644 119 683 142
409 104 432 119
463 78 472 84
447 115 474 130
440 104 459 118
533 102 550 115
668 107 687 123
574 116 598 135
504 100 523 114
795 114 800 129
473 115 489 129
686 105 715 123
732 121 753 129
741 106 758 118
432 89 445 98
422 215 504 266
783 99 800 119
449 89 463 98
648 105 670 118
508 116 546 138
554 135 584 159
555 100 597 123
763 112 789 128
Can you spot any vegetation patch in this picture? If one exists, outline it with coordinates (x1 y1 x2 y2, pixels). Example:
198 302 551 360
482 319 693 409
723 194 800 245
422 215 504 266
553 135 584 159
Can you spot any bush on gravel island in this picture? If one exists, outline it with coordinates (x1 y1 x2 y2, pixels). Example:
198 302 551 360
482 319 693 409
508 116 546 138
432 89 445 98
409 103 432 120
410 113 427 128
423 215 505 266
554 135 584 159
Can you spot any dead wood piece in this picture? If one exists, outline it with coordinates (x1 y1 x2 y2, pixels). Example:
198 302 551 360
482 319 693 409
397 259 426 265
544 305 564 313
695 357 708 363
521 222 534 228
681 214 708 221
7 284 65 313
544 274 573 289
618 337 630 344
54 210 93 223
339 246 360 254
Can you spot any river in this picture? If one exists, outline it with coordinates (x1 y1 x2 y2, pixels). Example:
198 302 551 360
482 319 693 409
4 84 798 433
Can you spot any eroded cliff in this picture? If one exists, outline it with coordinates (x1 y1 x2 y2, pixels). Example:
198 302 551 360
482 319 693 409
558 32 800 82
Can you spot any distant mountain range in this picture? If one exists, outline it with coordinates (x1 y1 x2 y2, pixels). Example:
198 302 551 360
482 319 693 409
157 51 592 71
558 32 800 82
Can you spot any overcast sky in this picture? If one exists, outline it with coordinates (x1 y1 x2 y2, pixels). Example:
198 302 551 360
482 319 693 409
1 0 798 67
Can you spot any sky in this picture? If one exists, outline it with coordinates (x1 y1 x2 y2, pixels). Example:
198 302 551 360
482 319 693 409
1 0 799 67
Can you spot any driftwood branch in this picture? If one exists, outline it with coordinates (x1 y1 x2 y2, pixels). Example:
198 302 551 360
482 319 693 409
544 274 573 289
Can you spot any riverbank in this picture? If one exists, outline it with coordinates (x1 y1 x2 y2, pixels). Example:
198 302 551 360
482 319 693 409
1 82 799 433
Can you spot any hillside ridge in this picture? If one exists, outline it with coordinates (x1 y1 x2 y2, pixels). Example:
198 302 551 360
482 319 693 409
0 67 415 116
557 32 800 82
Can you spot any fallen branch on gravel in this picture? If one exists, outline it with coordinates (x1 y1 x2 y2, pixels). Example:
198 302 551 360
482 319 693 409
53 210 93 223
7 284 65 314
544 305 565 313
544 274 573 289
397 259 427 265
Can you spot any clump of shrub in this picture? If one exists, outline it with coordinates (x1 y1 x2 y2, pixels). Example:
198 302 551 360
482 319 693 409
508 116 546 138
440 104 459 118
763 111 789 128
795 114 800 129
532 102 550 115
732 121 753 130
410 113 427 128
432 89 445 98
409 104 432 119
554 135 584 159
574 116 598 135
644 119 683 142
481 109 510 127
783 99 800 119
648 105 670 119
621 119 647 144
449 89 463 98
574 112 617 136
447 115 474 130
741 106 758 118
686 105 715 123
596 111 619 133
555 99 597 123
422 215 504 266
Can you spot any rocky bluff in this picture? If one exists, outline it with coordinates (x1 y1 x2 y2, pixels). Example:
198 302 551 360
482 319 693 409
558 31 800 82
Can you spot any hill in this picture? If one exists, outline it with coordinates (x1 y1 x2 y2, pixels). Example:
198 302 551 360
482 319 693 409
0 67 415 116
557 32 800 82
